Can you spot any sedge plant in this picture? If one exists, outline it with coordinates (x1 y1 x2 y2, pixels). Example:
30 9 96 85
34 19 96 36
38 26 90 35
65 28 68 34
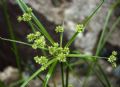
0 0 119 87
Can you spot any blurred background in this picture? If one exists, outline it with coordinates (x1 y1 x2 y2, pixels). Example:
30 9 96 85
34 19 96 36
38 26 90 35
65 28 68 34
0 0 120 87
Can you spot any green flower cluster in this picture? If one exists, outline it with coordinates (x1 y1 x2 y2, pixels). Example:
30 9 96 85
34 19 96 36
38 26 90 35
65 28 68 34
48 43 70 62
17 8 32 22
34 56 48 65
27 32 46 49
55 25 64 33
108 51 117 68
76 24 84 33
34 56 48 71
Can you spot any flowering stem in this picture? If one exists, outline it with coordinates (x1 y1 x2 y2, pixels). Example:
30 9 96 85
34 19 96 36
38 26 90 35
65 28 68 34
21 59 57 87
61 63 65 87
0 37 31 46
82 0 104 26
65 32 78 47
60 32 63 47
101 16 120 49
65 59 70 87
2 0 21 75
60 31 65 87
67 54 107 59
0 37 48 51
95 0 119 56
43 61 58 87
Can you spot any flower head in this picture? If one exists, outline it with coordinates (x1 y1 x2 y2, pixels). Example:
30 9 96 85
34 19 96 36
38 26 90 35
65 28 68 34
32 36 46 49
22 13 32 21
17 7 32 22
108 51 117 68
76 24 84 33
48 43 69 62
27 33 36 42
34 56 48 65
55 25 64 33
27 31 46 49
34 32 41 38
57 53 66 62
63 47 70 54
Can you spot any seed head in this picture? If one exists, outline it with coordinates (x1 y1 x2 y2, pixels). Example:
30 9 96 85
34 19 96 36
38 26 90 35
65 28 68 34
76 24 84 33
55 26 64 33
108 51 117 68
57 53 66 62
34 56 48 65
22 13 32 21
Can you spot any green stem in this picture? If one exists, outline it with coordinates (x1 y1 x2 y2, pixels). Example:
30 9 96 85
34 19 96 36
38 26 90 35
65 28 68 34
59 29 65 87
67 54 106 59
61 63 65 87
95 9 112 56
95 0 120 56
101 16 120 48
0 37 48 51
82 1 120 87
26 61 47 84
65 32 78 47
82 0 104 26
60 32 63 47
97 64 111 87
21 59 57 87
94 69 107 87
65 60 70 87
43 61 57 87
65 0 104 48
9 79 24 87
94 2 120 86
0 37 31 46
2 0 21 74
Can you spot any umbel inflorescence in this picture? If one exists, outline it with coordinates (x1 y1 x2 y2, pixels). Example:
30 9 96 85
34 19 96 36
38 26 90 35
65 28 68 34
17 7 85 71
18 8 32 22
17 7 117 71
17 7 84 71
27 32 46 49
26 25 84 71
107 51 117 68
26 30 70 70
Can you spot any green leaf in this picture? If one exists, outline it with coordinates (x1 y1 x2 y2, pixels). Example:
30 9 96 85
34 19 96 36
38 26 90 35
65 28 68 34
43 61 58 87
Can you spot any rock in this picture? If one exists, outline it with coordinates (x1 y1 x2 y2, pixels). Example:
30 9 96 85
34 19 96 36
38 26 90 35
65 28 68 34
0 66 19 85
107 27 120 47
27 79 42 87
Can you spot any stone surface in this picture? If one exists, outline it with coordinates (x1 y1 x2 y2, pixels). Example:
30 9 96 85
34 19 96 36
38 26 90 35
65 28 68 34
107 27 120 47
0 66 19 85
